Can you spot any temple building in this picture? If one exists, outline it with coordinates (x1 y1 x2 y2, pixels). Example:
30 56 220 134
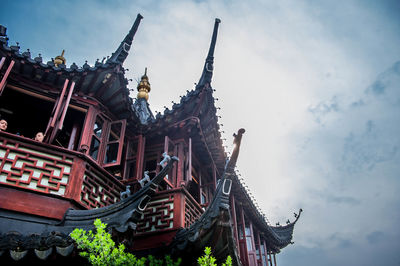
0 15 301 265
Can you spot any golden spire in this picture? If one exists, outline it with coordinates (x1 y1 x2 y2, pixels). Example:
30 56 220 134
54 50 66 67
137 68 151 101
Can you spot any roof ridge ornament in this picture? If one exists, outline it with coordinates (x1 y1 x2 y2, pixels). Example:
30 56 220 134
107 13 143 65
225 128 245 173
137 67 151 101
54 50 66 67
196 18 221 90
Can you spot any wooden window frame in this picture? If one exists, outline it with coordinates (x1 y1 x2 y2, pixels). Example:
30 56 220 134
86 110 126 167
44 79 75 144
103 119 126 167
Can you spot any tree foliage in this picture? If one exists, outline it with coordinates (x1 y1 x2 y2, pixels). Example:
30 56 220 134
70 219 181 266
197 247 232 266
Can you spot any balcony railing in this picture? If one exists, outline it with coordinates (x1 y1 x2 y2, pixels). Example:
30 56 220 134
136 187 204 234
0 131 125 215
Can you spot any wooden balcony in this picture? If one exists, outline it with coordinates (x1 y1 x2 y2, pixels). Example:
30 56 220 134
0 131 125 220
132 187 204 250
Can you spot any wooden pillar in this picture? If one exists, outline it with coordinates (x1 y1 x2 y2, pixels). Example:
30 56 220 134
187 137 192 182
78 105 97 154
64 158 86 203
230 194 239 248
68 121 80 150
256 232 263 265
263 239 269 266
176 142 184 187
273 253 277 266
136 135 145 180
240 205 249 265
173 191 185 228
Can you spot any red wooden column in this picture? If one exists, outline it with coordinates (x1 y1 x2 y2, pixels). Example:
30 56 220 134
256 232 263 266
173 190 185 229
262 239 268 266
67 121 80 150
136 135 145 180
239 205 250 266
230 194 239 248
0 59 15 95
78 105 97 153
187 137 192 182
273 253 277 266
176 142 184 186
248 221 258 266
64 158 86 204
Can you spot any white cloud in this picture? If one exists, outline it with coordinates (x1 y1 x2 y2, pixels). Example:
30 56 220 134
2 0 400 265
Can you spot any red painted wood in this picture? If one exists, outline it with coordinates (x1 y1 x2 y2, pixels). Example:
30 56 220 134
67 121 80 150
136 135 145 180
176 142 184 187
173 192 184 228
131 230 178 250
64 158 86 203
230 194 239 249
58 81 75 130
0 60 15 95
256 231 263 266
78 105 97 153
239 205 250 266
188 137 192 182
0 186 78 220
247 219 258 266
102 119 127 167
51 79 69 128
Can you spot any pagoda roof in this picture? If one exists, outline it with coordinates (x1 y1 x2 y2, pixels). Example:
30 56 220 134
0 14 144 126
142 18 226 175
170 130 301 262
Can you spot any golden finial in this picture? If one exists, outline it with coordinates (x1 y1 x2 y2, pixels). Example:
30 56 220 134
137 67 151 101
54 50 66 67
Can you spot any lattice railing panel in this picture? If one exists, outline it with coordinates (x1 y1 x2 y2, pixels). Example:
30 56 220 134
185 196 203 228
0 139 72 196
136 195 174 233
80 165 124 209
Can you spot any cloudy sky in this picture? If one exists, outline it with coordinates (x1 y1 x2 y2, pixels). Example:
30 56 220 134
1 0 400 265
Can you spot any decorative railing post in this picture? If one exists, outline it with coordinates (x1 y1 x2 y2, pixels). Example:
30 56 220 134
64 157 86 203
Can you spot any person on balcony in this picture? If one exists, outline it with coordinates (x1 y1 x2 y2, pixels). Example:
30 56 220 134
0 119 7 131
34 132 44 142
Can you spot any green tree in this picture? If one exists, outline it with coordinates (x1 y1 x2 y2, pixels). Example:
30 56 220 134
197 247 232 266
70 219 181 266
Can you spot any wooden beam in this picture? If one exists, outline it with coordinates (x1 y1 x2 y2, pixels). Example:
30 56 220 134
58 81 75 130
0 186 78 220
